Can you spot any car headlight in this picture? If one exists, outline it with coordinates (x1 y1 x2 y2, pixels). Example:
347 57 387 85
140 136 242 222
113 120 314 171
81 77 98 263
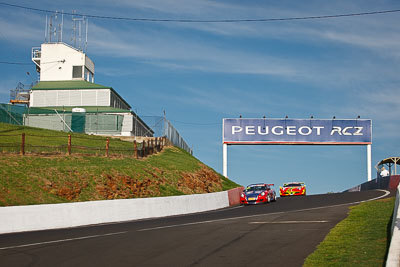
241 193 245 198
261 192 265 196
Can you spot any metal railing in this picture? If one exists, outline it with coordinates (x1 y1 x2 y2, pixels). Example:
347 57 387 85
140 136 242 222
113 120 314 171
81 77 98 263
142 116 192 155
0 104 193 155
32 47 41 59
0 132 167 158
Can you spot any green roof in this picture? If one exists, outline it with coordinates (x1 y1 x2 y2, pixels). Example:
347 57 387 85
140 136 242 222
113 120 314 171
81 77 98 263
25 106 131 114
32 80 111 90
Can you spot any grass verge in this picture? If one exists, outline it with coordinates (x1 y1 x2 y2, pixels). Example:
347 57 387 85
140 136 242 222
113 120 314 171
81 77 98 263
0 123 241 206
0 122 143 155
304 197 395 267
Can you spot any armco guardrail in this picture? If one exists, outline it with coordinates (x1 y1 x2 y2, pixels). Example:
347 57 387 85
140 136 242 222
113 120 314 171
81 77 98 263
386 184 400 267
0 187 243 234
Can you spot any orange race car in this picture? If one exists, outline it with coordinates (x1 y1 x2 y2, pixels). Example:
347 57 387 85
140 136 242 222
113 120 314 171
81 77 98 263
280 182 306 197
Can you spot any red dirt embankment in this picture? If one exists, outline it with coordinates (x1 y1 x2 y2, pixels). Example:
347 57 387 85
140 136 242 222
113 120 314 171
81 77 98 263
41 165 223 201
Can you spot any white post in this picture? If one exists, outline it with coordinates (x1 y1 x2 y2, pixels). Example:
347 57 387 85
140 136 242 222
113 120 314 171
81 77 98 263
367 144 372 181
223 143 228 177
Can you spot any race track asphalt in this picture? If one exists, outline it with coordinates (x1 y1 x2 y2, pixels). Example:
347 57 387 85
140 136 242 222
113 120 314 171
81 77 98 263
0 189 392 267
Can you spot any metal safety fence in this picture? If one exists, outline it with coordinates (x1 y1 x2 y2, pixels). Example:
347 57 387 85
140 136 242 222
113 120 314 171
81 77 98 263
0 104 151 136
0 104 193 155
142 116 193 155
0 104 24 125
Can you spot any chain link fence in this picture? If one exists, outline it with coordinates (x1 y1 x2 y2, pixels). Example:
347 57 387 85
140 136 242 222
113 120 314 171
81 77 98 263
142 116 192 155
0 104 193 155
0 104 24 125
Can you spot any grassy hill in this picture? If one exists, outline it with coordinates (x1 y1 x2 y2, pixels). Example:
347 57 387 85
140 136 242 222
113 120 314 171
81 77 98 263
0 122 240 206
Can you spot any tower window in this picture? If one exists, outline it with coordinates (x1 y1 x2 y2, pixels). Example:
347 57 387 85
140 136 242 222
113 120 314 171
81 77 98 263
72 66 83 78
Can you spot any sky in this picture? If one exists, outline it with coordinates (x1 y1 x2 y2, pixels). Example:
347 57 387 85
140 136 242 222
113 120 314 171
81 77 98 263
0 0 399 195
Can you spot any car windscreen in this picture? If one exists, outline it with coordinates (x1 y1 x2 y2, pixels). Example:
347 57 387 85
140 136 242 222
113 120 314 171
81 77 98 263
246 186 267 191
284 183 302 187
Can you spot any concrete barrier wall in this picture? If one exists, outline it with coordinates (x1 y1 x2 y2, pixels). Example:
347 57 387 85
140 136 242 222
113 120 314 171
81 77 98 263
0 189 241 234
345 175 400 192
227 186 244 206
386 184 400 266
390 176 400 190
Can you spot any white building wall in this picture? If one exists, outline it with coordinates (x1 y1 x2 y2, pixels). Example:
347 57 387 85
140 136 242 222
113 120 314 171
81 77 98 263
82 90 97 106
39 43 94 82
97 90 110 106
46 90 57 105
30 89 111 107
121 114 134 136
30 91 45 106
57 91 70 106
69 90 81 106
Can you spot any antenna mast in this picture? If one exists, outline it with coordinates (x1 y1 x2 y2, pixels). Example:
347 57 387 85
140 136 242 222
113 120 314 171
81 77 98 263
46 11 63 43
71 11 88 52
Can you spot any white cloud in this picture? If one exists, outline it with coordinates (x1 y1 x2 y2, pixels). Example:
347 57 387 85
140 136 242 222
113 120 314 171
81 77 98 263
1 1 399 84
0 11 44 43
109 0 236 16
317 84 400 140
88 22 301 77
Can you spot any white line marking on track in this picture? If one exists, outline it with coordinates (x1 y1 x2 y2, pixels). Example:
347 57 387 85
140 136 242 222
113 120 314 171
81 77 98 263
0 231 127 251
137 189 391 232
360 189 390 202
0 189 390 250
249 221 329 224
221 205 244 211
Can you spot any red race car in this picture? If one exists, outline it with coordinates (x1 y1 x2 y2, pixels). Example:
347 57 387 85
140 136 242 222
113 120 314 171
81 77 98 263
280 182 306 197
240 183 276 205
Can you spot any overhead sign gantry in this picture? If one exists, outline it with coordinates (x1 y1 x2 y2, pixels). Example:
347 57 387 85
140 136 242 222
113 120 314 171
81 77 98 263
222 118 372 180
